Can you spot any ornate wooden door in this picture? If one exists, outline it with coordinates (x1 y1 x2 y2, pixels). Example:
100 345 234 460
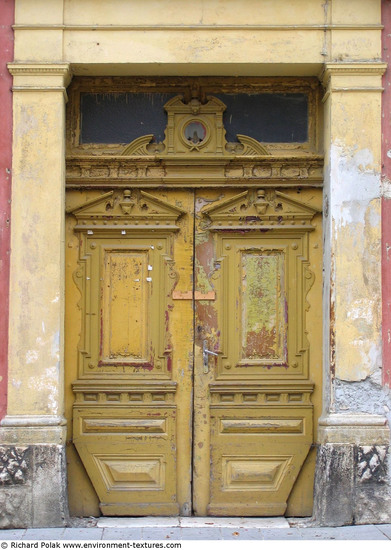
65 186 322 517
192 188 321 516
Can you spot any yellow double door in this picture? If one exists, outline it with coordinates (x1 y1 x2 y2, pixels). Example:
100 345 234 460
65 187 322 517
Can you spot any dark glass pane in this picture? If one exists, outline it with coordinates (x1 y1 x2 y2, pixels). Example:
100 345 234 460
216 93 308 143
80 92 173 144
80 91 308 145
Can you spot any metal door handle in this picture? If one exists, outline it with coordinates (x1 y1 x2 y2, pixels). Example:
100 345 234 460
203 339 218 373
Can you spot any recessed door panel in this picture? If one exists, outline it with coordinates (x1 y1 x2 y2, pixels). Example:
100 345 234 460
102 249 149 363
65 187 322 517
241 249 286 362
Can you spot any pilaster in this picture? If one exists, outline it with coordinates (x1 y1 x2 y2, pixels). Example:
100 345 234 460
0 63 71 528
314 61 391 526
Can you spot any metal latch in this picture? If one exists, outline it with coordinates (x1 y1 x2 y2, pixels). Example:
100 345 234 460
203 339 218 373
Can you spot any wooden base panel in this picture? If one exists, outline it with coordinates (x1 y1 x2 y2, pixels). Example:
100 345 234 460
100 503 180 516
207 503 287 516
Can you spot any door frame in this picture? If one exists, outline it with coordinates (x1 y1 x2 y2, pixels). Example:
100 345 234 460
64 76 324 517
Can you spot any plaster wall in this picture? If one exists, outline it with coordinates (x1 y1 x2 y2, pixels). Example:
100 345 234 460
11 0 382 74
0 0 14 420
8 0 386 431
382 0 391 388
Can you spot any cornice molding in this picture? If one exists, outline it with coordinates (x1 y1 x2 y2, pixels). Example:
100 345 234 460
317 413 389 444
8 62 71 75
8 63 72 92
318 414 388 427
12 23 384 31
1 414 67 427
319 62 387 87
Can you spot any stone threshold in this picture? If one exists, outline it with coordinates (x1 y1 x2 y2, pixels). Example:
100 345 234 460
97 517 290 529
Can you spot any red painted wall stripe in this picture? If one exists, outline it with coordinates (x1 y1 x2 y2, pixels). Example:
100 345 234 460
382 0 391 387
0 0 13 418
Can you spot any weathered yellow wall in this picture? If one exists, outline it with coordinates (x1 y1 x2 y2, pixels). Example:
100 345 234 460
12 0 381 74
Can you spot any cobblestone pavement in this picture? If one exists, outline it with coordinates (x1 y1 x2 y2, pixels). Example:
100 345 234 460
0 518 390 540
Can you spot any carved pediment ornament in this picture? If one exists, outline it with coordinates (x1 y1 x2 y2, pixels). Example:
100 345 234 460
67 189 186 232
120 95 270 158
202 189 320 230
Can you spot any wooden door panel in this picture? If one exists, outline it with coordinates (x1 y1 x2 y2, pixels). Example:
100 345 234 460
193 188 321 516
73 403 178 516
207 389 313 515
101 248 150 364
67 189 194 516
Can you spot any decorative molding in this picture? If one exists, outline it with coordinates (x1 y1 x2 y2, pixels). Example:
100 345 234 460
13 24 384 31
319 62 387 88
7 62 72 76
119 95 270 159
68 188 186 232
66 156 324 188
8 63 72 99
66 76 321 165
73 382 177 405
220 418 304 434
329 87 384 93
226 134 270 156
209 382 314 406
207 201 319 380
121 135 164 156
0 416 68 445
318 414 388 426
317 414 390 445
0 415 67 427
202 188 320 231
209 382 313 515
222 455 292 491
73 400 178 513
81 418 167 434
94 454 166 491
72 238 178 377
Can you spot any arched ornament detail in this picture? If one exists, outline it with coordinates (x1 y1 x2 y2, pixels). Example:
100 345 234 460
120 95 270 158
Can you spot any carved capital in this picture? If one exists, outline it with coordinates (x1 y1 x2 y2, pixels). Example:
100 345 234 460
8 63 72 100
319 62 387 101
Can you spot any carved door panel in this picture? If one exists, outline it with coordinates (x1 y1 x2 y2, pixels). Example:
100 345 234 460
65 187 322 517
192 188 321 516
66 189 194 516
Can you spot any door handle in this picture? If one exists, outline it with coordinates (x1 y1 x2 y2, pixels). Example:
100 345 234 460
203 339 218 373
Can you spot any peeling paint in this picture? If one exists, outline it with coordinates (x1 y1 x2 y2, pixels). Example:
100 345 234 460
334 378 391 418
381 177 391 199
329 142 382 385
330 145 380 228
25 350 39 364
